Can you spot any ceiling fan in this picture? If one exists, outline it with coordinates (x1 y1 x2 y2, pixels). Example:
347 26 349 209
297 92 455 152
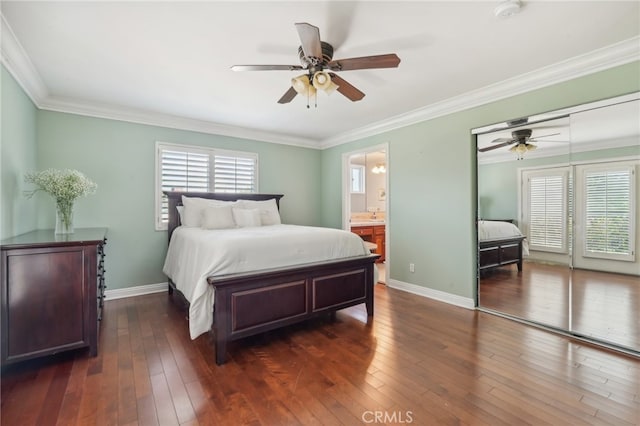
231 22 401 106
478 129 562 160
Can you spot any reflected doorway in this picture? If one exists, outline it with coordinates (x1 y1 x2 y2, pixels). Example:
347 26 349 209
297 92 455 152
342 144 389 285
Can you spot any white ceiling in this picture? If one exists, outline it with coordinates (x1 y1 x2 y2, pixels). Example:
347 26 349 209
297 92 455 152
2 1 639 148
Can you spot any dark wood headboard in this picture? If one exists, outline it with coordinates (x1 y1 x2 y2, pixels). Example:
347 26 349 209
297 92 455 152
164 191 284 243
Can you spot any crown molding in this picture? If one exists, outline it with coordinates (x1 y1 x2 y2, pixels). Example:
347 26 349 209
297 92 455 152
0 13 48 102
0 12 317 149
39 96 319 149
319 36 640 149
2 6 638 151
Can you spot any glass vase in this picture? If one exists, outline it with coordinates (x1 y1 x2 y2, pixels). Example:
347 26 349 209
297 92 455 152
55 201 74 234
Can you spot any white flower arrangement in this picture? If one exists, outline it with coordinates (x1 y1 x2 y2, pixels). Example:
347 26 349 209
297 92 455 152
25 169 97 232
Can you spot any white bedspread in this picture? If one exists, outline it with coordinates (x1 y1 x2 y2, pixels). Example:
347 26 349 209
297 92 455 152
478 220 529 255
163 224 369 339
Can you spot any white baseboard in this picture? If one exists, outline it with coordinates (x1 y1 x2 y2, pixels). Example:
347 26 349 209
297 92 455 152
105 282 168 300
387 279 475 309
105 279 475 311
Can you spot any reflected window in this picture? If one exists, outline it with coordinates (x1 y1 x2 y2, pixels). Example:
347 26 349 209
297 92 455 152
584 165 635 261
351 165 365 194
523 168 569 253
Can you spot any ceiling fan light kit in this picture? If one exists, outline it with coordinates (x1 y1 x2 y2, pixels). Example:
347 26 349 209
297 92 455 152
312 71 338 94
509 142 536 160
478 127 562 160
231 22 401 107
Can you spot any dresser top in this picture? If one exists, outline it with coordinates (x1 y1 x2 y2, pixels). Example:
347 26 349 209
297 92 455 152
1 228 107 249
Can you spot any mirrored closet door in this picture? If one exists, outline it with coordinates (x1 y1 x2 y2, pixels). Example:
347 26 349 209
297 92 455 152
476 94 640 354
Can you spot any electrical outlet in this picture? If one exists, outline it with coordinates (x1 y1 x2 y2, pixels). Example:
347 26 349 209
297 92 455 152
409 263 415 273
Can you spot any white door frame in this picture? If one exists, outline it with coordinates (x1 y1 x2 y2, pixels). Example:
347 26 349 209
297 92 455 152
342 143 390 283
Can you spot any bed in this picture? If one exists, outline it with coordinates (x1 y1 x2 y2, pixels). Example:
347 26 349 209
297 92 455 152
163 191 379 365
478 220 528 273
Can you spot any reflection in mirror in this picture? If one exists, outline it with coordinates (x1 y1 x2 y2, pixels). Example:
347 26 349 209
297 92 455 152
477 117 572 331
568 99 640 351
477 95 640 354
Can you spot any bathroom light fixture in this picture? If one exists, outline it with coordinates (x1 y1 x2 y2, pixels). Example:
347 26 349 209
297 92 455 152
372 163 386 174
494 0 521 18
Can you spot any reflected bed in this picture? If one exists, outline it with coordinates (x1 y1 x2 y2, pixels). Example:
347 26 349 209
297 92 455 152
479 220 528 273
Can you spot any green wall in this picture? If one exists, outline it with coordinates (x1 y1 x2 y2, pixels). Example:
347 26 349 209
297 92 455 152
2 61 639 298
1 69 322 290
479 145 640 220
33 112 321 290
1 67 38 239
321 61 640 300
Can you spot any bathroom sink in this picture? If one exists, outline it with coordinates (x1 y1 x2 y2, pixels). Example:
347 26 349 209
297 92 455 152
350 219 386 225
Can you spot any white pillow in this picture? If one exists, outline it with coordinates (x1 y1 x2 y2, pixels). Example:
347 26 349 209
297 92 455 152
181 196 236 227
201 205 236 230
237 198 281 226
232 208 262 228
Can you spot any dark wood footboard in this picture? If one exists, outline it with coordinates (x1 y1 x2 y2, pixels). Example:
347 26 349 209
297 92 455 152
479 236 525 272
207 254 378 365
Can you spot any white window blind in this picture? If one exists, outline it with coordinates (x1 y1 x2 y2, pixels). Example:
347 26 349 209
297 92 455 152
213 154 257 193
155 142 258 229
161 149 210 193
584 166 634 260
525 169 568 253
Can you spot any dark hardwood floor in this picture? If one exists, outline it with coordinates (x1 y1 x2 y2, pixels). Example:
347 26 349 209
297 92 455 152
2 284 639 425
480 261 640 351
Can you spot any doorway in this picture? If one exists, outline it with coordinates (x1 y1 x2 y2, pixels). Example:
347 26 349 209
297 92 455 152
342 143 389 284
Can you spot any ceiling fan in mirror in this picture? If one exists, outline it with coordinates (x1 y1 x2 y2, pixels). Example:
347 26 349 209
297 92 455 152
231 22 401 108
478 129 564 160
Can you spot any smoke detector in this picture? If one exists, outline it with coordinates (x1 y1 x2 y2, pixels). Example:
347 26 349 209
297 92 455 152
494 0 522 18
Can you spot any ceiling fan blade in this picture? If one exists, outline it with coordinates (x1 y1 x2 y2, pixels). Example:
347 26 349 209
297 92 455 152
478 141 514 152
491 137 514 144
327 53 401 71
277 87 298 104
328 73 365 101
529 132 561 140
295 22 322 59
231 65 304 72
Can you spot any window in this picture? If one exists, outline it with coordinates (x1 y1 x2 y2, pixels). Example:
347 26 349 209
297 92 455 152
351 165 365 193
155 142 258 229
583 165 635 261
523 168 569 253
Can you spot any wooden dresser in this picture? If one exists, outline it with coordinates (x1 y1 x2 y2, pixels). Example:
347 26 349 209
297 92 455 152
0 228 107 365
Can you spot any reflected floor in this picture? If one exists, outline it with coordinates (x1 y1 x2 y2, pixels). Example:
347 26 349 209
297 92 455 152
480 261 639 351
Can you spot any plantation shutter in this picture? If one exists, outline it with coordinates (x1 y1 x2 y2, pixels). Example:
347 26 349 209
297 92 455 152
213 154 257 193
159 148 210 223
161 149 210 193
584 167 634 260
156 143 258 229
527 171 567 252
